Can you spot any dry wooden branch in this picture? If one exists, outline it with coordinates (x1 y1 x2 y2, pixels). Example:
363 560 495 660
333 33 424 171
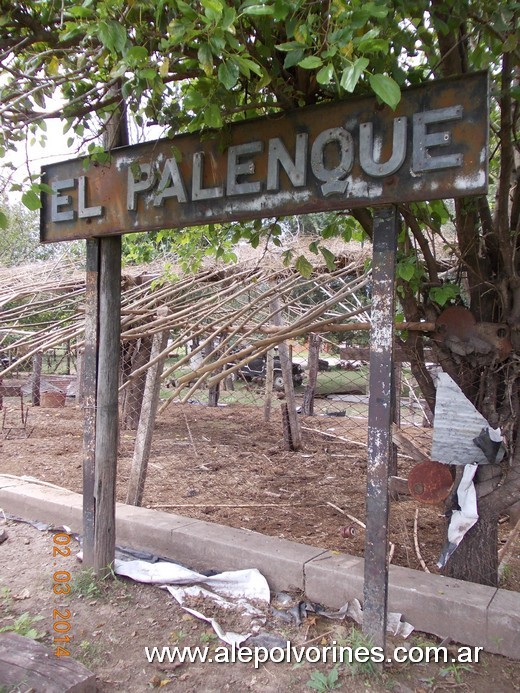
149 502 318 508
301 425 367 449
392 429 429 463
413 508 430 573
1 250 382 405
183 410 199 459
326 501 366 528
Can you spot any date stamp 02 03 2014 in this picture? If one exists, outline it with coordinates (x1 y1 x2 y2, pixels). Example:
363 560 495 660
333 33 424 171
51 531 73 657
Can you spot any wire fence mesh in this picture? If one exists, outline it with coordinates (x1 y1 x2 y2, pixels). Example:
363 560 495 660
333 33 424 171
0 333 434 463
116 333 434 461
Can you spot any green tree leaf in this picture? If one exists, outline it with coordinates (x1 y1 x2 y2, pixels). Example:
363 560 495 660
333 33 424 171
284 48 305 69
429 284 460 306
316 62 334 85
233 56 263 77
298 56 323 69
340 57 369 92
275 41 305 52
397 259 416 282
198 44 214 76
218 60 240 89
295 254 313 278
368 73 401 109
204 103 223 128
124 46 148 66
201 0 224 21
21 190 41 211
98 20 127 55
241 4 275 16
320 247 337 271
221 6 236 31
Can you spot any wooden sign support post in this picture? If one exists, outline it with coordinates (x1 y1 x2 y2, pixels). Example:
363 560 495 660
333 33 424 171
81 239 99 568
82 237 121 574
93 236 121 574
363 205 398 654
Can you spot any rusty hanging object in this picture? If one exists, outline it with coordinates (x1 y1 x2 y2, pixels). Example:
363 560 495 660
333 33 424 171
434 306 512 360
407 460 454 504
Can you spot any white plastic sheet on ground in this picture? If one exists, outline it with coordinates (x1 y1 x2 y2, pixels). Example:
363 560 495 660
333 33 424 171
114 559 270 646
113 559 414 644
318 600 413 639
437 463 479 569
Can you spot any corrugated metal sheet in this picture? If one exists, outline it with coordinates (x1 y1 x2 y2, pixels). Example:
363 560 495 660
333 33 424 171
431 372 494 465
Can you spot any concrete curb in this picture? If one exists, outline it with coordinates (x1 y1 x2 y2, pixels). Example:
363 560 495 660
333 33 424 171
1 475 518 660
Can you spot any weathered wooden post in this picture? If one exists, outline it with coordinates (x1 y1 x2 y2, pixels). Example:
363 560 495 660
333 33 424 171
363 205 398 653
81 240 99 567
271 294 302 450
93 235 121 574
31 351 42 407
302 333 321 416
127 308 169 506
86 99 127 574
263 348 274 422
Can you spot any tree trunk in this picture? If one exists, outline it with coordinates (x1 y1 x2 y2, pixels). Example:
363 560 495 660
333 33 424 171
444 504 498 587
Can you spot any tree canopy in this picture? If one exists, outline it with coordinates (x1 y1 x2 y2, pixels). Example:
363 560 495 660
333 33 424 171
2 1 514 198
0 0 519 585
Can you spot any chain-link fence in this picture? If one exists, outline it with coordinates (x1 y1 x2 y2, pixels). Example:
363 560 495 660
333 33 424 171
0 332 434 460
116 332 433 455
108 329 434 510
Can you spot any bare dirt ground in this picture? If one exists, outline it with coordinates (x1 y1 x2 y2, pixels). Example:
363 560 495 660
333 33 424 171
1 400 519 691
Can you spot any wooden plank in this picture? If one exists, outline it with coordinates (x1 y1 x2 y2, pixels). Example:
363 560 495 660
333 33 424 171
41 73 489 243
0 633 96 692
392 429 429 463
93 235 121 575
82 238 99 568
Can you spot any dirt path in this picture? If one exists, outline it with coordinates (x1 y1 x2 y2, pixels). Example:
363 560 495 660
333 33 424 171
1 400 519 690
1 519 519 692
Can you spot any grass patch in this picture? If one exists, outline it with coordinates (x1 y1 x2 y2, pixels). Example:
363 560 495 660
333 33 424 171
0 612 45 640
70 568 104 600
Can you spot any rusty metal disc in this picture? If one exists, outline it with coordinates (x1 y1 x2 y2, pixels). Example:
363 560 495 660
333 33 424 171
407 460 453 504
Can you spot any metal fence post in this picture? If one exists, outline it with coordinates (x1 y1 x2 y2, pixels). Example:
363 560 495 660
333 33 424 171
363 205 398 652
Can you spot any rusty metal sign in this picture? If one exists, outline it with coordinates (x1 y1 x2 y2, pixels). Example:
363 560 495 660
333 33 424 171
40 72 488 243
